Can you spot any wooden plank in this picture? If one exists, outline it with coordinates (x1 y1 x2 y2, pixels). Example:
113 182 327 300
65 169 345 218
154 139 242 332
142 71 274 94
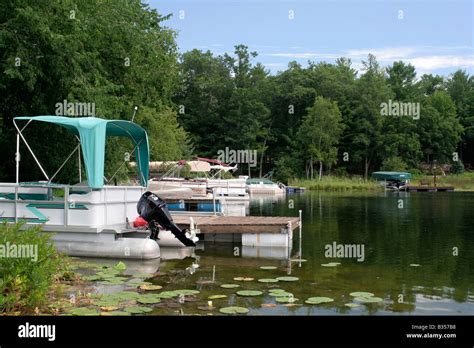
172 215 299 234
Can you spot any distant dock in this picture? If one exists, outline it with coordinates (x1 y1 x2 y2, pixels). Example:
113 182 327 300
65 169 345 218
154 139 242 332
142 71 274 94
406 186 455 192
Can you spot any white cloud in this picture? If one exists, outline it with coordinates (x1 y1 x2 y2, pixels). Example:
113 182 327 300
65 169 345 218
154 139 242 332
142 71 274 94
262 46 474 73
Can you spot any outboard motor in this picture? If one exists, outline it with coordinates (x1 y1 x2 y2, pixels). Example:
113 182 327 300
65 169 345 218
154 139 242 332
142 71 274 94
137 191 196 247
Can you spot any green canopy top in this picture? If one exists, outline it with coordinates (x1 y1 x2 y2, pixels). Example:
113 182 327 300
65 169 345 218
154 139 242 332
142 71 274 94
371 171 412 181
14 116 149 188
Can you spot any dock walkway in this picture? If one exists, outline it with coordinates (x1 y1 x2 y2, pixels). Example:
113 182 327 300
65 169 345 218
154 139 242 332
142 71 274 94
172 215 300 234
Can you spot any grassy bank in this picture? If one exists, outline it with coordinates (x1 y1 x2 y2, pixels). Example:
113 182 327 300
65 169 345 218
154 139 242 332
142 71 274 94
290 176 382 191
411 172 474 191
290 172 474 191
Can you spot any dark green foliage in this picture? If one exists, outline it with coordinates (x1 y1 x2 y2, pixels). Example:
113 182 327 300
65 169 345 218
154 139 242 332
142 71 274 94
0 0 188 183
0 223 67 313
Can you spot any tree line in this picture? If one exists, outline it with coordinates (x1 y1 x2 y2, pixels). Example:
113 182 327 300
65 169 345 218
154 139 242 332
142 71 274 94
0 1 472 184
176 47 473 181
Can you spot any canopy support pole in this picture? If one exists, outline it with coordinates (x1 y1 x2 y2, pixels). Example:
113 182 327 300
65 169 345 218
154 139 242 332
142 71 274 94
48 144 81 184
107 141 140 185
15 133 20 184
75 136 82 183
13 119 50 181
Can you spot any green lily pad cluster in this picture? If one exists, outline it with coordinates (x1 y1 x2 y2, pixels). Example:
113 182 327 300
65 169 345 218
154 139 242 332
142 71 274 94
123 306 153 314
275 276 299 282
219 306 249 314
350 291 383 304
268 289 292 297
136 294 162 304
305 296 334 305
80 262 130 285
236 290 263 297
68 307 100 316
259 266 277 270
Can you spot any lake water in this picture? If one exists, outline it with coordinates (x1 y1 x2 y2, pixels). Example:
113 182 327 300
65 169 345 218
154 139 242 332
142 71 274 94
76 191 474 315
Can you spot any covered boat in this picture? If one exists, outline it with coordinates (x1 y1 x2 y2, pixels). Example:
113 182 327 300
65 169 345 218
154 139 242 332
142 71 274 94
0 116 195 259
371 171 412 190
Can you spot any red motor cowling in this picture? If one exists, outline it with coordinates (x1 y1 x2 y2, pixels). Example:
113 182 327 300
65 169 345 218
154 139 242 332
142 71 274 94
133 216 148 228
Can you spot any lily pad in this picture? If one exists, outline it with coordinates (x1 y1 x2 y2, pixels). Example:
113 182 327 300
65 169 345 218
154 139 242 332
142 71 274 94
275 276 299 282
258 278 279 283
100 306 119 311
136 295 161 304
208 295 227 300
174 289 200 296
220 284 240 289
290 259 307 262
68 307 99 316
236 290 263 297
138 284 163 291
233 277 254 281
344 303 360 308
123 306 153 314
409 264 421 267
259 266 277 270
219 306 249 314
113 291 140 300
157 291 179 299
268 291 293 297
321 262 341 267
349 292 374 298
100 311 131 316
305 297 334 304
354 296 383 303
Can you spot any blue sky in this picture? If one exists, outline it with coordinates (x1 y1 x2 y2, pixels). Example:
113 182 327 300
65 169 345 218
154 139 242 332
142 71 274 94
147 0 473 76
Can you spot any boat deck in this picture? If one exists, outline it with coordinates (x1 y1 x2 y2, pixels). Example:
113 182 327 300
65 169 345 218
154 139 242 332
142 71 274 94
172 215 300 234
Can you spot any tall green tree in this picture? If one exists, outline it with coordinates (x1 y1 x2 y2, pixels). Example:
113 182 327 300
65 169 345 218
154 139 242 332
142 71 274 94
297 96 344 180
446 70 474 166
418 91 463 162
346 55 393 179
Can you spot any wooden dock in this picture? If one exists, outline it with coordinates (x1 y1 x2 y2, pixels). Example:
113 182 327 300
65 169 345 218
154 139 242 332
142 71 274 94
172 215 300 234
407 186 454 192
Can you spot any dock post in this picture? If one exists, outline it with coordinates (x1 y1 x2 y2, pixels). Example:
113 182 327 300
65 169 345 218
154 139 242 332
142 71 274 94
14 185 18 223
212 188 216 215
287 220 292 250
299 209 302 261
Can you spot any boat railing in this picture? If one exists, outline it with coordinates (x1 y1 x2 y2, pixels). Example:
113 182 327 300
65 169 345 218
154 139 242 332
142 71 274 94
1 182 144 227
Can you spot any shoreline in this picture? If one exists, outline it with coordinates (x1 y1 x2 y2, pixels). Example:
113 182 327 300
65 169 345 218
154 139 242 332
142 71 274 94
289 173 474 192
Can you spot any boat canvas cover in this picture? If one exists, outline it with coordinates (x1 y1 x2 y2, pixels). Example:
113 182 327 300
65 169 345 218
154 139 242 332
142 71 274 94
371 171 412 181
14 116 149 188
